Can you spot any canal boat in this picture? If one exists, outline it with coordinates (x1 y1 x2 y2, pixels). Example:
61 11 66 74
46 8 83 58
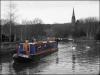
13 40 58 62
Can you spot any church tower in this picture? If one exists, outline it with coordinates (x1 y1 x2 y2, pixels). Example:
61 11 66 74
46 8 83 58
71 8 76 24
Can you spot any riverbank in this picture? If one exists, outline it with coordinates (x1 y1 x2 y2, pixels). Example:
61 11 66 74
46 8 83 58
0 42 16 55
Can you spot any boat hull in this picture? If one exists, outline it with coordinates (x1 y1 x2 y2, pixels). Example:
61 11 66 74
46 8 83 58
13 48 58 63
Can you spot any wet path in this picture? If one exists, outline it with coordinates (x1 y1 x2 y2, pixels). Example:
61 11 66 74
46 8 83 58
0 42 100 74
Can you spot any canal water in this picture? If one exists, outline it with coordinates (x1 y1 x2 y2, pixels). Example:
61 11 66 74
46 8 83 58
0 41 100 74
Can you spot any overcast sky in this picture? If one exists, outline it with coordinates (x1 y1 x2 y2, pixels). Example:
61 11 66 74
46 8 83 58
1 1 99 24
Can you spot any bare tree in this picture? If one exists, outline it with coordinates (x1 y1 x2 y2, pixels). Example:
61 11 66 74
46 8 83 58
76 17 99 39
7 1 17 42
21 18 45 41
32 18 43 24
22 18 43 25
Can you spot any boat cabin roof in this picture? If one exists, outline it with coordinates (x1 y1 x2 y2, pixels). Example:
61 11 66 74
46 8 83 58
19 41 56 45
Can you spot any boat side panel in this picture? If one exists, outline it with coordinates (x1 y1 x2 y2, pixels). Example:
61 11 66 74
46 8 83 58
17 42 58 55
18 44 24 54
30 44 36 54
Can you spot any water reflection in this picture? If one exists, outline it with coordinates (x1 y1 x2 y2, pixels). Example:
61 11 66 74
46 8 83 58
56 49 59 64
75 41 100 64
13 62 38 74
74 41 100 74
0 41 99 74
56 57 59 64
72 54 76 72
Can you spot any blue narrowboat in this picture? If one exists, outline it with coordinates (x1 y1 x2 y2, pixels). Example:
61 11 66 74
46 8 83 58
13 41 58 62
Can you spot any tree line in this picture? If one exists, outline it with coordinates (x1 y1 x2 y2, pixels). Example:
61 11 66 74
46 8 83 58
0 17 100 42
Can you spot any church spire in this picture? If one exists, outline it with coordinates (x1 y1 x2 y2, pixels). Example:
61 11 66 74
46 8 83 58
72 8 75 17
72 8 76 24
